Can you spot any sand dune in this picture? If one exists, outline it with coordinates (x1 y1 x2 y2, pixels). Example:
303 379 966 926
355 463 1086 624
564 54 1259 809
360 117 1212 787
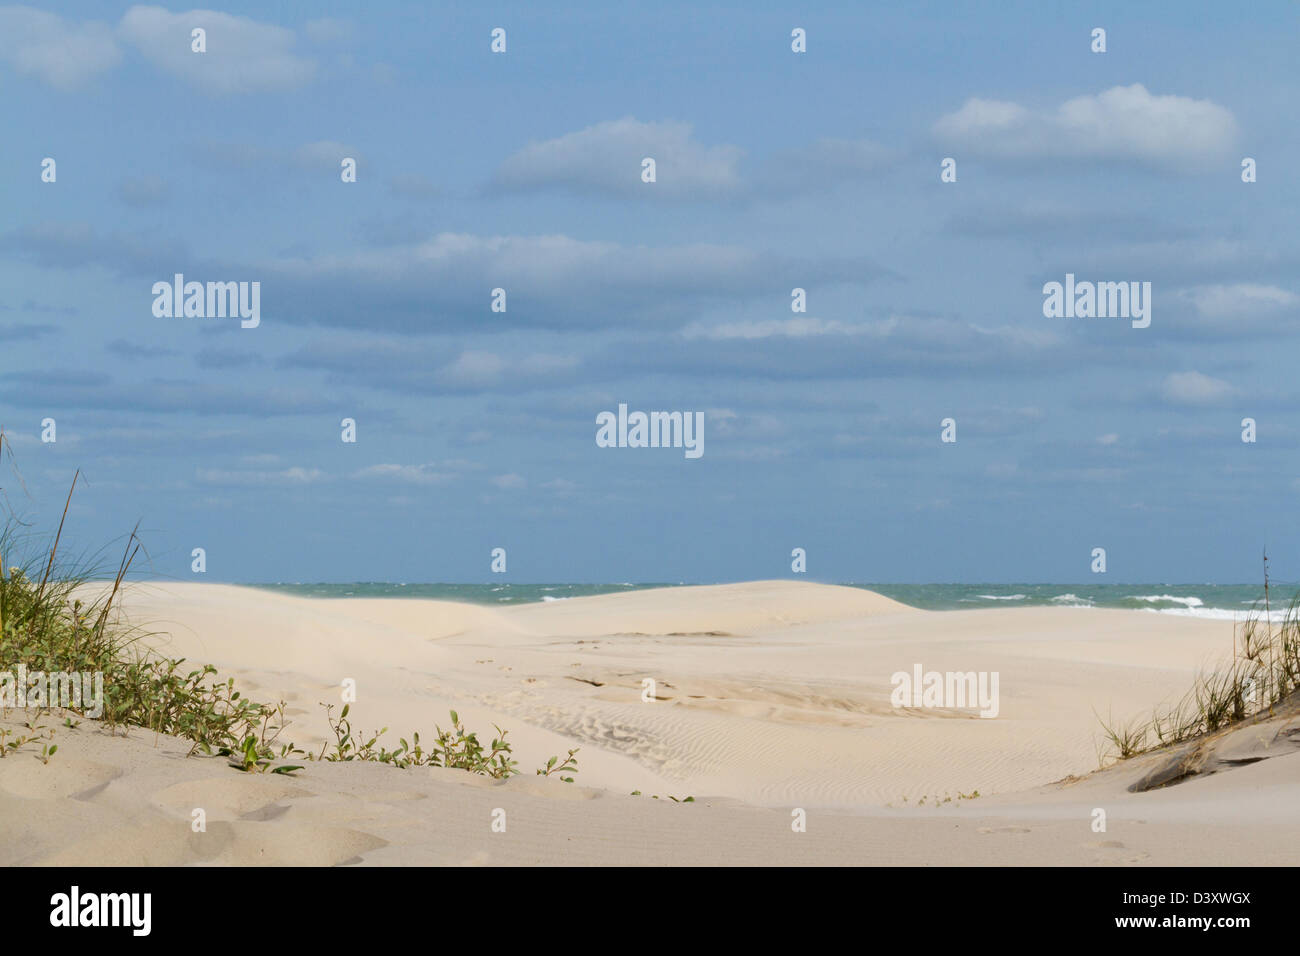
4 580 1296 865
504 579 917 636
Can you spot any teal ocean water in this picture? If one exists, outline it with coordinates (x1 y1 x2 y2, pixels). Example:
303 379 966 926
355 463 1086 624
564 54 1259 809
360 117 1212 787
249 582 1295 621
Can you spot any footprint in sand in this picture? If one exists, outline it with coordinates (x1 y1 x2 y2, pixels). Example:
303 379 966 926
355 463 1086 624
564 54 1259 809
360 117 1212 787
152 777 312 819
72 779 115 802
240 802 293 821
0 760 123 801
1085 841 1149 864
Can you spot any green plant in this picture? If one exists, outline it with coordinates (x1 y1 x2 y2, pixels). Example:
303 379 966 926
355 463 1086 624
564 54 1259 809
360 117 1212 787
1095 578 1300 763
0 432 584 782
1 433 293 767
537 748 579 782
315 704 553 781
0 720 53 759
1095 708 1148 760
433 710 518 778
637 793 694 802
318 702 430 767
227 731 303 775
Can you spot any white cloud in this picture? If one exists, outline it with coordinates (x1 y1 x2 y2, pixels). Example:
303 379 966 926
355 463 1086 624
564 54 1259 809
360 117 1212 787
277 232 760 288
196 466 324 485
119 5 316 94
0 5 320 93
190 139 358 173
250 230 878 332
495 122 896 198
1160 371 1236 406
438 351 577 389
541 478 578 496
1 221 884 333
303 18 350 44
292 140 356 169
490 473 527 490
934 84 1237 170
355 464 452 485
705 408 739 437
683 317 866 340
492 117 743 198
0 6 121 89
683 315 1064 352
441 351 505 387
1181 284 1299 319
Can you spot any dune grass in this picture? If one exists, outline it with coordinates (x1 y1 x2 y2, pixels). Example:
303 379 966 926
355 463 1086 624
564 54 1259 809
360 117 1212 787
1097 586 1300 763
0 465 298 766
0 428 577 779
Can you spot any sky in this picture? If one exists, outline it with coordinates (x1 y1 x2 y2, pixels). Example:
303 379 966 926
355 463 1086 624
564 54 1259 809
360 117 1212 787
1 0 1298 584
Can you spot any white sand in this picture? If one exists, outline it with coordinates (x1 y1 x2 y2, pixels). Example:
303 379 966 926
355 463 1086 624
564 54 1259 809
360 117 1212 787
2 580 1296 865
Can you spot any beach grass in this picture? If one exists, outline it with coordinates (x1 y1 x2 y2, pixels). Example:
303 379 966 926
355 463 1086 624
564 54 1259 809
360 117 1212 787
1097 591 1300 762
0 429 577 779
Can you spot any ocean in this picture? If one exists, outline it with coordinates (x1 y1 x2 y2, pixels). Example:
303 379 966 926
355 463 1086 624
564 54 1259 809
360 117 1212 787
248 582 1297 622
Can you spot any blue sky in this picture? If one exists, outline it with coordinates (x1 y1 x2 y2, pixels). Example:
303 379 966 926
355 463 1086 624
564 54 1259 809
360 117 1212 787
1 1 1298 584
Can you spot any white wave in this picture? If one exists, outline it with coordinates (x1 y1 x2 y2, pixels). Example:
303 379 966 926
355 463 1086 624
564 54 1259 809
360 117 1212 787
975 593 1027 601
1050 593 1095 607
1131 594 1204 607
542 595 568 602
1144 606 1289 623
